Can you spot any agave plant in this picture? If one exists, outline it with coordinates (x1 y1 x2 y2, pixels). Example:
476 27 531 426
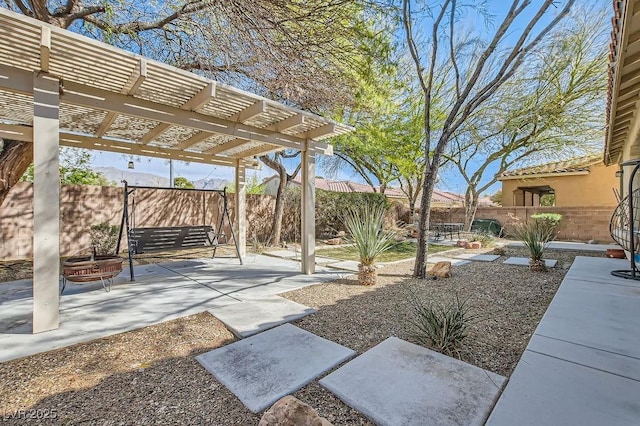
343 203 397 285
406 289 477 358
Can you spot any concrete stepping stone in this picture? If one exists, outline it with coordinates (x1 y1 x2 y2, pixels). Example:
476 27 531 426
320 337 506 426
427 256 471 266
209 295 316 338
196 324 355 413
504 257 557 268
454 253 500 262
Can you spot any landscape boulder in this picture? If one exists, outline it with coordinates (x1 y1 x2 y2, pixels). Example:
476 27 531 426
324 238 342 245
428 261 451 278
259 396 333 426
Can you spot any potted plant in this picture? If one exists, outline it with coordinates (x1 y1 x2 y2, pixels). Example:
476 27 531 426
344 204 397 285
62 222 124 291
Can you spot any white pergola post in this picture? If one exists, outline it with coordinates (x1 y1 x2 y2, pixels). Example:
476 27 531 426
235 161 247 259
32 73 60 333
301 143 316 274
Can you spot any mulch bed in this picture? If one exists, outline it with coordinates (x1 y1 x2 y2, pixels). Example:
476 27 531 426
0 247 603 424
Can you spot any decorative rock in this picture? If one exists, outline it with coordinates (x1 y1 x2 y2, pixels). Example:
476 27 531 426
428 261 451 278
465 241 482 249
336 230 346 237
456 240 468 248
259 396 333 426
325 238 342 245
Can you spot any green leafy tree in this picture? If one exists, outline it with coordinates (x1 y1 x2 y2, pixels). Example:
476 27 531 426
22 147 112 186
173 176 195 189
446 5 607 229
489 190 502 206
402 0 576 278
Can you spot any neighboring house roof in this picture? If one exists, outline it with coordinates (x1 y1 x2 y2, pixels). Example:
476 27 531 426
264 175 465 205
287 175 406 197
499 155 602 179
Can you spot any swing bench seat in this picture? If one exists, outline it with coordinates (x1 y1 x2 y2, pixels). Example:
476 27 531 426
128 225 223 254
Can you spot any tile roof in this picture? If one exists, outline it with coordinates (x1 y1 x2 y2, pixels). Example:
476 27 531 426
500 155 603 178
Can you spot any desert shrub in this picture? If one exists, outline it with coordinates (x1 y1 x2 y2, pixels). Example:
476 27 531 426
407 290 476 358
283 188 388 239
531 213 563 234
468 231 496 247
89 222 120 255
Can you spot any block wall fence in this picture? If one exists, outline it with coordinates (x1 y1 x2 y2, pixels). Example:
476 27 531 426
0 183 616 260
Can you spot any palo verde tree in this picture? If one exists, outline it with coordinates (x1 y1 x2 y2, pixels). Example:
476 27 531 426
0 0 368 205
447 4 608 229
402 0 576 278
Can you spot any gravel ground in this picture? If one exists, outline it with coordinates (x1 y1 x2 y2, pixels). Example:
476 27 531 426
0 247 602 424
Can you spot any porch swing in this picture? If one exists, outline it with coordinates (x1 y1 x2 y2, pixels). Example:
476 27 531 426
116 180 243 281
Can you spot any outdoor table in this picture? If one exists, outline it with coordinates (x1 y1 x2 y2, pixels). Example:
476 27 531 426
432 222 464 240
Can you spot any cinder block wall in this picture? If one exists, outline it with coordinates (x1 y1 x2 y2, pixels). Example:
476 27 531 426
0 183 617 260
430 206 617 243
0 183 277 260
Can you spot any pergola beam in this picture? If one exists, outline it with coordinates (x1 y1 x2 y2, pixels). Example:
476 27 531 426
59 133 258 168
270 114 305 132
230 144 281 158
302 123 336 140
172 131 212 150
205 138 250 155
39 27 50 72
96 59 147 137
139 82 216 144
228 100 266 123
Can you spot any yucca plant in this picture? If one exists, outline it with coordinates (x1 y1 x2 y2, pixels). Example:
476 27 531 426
406 290 476 358
512 219 556 271
343 203 397 285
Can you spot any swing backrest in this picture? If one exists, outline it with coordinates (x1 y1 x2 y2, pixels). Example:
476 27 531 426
128 225 216 254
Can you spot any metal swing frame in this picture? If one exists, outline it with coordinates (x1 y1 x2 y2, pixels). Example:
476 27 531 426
116 180 243 281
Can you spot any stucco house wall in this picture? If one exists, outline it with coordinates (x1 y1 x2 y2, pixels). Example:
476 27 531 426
501 162 619 207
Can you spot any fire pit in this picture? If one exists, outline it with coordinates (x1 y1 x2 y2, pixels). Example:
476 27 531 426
61 255 124 293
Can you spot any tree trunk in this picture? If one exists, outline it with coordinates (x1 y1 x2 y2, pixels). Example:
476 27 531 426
413 168 437 279
0 139 32 206
463 188 479 231
270 168 287 246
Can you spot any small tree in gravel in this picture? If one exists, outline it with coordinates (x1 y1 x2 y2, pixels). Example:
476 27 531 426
344 204 397 286
512 217 558 272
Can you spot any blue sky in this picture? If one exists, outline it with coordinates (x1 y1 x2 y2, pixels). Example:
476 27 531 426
89 0 605 197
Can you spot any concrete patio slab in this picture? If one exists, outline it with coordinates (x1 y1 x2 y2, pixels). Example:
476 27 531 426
209 295 316 338
486 349 640 426
453 253 500 262
320 337 505 426
486 256 640 425
196 324 355 413
503 257 557 267
427 256 472 266
0 256 344 362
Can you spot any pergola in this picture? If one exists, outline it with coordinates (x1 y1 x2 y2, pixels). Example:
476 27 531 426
0 8 353 333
